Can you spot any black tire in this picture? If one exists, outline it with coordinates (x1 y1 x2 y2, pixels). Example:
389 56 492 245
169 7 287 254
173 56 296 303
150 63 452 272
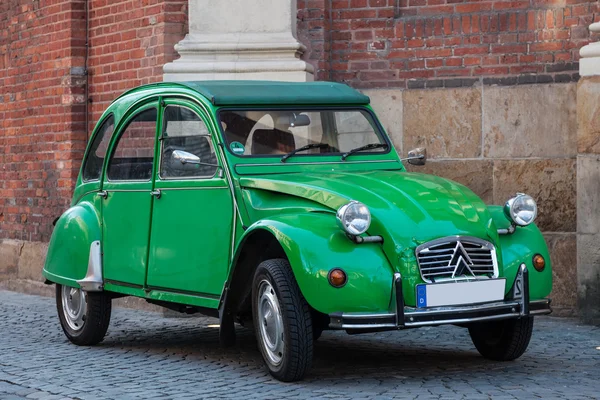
252 259 313 382
468 316 534 361
56 284 112 346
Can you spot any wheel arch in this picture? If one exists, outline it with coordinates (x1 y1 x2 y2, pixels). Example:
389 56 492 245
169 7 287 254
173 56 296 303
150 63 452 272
220 213 395 319
43 200 102 288
221 227 288 320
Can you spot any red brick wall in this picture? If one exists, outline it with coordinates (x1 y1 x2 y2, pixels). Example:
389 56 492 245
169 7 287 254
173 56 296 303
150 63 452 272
0 0 87 242
0 0 186 242
298 0 600 88
297 0 332 80
88 0 187 127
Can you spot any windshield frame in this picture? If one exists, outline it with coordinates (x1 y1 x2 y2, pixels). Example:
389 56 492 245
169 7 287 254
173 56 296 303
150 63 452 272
216 106 392 160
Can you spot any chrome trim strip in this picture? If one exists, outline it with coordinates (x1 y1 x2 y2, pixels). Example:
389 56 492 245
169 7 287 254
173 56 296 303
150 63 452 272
76 241 103 292
341 313 396 320
156 186 228 191
104 189 150 193
330 299 552 330
73 189 102 205
403 312 520 327
404 299 518 316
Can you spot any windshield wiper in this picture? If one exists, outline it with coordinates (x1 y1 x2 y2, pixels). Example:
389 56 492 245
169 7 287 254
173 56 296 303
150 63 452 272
341 143 388 161
281 143 329 162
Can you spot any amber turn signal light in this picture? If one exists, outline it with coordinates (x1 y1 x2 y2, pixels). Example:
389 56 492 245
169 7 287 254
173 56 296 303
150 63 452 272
532 254 545 272
328 268 347 288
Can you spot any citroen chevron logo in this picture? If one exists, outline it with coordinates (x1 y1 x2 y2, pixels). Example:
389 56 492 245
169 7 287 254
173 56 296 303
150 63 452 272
449 242 476 278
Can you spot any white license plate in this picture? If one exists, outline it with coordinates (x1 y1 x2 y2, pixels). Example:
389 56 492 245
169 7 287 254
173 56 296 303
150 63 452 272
416 279 506 308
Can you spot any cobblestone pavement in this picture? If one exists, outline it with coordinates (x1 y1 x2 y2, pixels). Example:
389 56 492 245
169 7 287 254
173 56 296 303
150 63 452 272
1 290 599 400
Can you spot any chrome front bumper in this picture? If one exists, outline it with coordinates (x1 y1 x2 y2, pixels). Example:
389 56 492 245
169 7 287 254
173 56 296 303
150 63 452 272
329 264 552 331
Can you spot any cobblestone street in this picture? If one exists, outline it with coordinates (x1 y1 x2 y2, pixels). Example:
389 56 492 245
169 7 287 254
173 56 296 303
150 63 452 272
0 290 599 399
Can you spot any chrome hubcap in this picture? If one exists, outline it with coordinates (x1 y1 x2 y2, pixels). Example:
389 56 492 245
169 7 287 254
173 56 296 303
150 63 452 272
61 286 87 331
257 280 284 366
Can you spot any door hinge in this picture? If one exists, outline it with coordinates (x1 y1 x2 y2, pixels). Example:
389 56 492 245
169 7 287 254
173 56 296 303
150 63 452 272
97 190 108 199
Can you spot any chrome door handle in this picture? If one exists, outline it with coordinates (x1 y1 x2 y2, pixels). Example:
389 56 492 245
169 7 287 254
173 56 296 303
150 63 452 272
97 191 108 199
150 189 162 199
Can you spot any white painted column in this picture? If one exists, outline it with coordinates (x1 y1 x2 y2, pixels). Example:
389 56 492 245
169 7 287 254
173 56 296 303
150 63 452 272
579 23 600 77
577 22 600 323
163 0 313 82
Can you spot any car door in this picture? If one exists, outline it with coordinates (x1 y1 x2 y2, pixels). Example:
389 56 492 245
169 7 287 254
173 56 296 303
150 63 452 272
146 100 234 297
101 104 158 287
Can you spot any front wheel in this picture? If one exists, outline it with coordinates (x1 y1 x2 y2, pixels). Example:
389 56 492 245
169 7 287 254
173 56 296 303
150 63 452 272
468 316 534 361
252 259 313 382
56 284 112 346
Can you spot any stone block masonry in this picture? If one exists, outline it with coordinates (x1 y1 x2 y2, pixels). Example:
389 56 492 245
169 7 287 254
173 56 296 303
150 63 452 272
364 82 578 315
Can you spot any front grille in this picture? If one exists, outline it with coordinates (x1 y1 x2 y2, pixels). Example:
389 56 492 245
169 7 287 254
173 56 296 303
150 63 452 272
415 237 498 283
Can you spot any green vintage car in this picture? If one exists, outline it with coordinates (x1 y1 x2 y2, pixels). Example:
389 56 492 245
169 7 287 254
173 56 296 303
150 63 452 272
43 81 552 381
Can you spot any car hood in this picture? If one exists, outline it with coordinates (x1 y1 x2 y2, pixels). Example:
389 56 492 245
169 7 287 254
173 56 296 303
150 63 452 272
239 170 499 248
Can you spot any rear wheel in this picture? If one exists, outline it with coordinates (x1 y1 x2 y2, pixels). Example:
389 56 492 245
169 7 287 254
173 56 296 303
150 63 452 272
468 316 534 361
56 284 112 346
252 259 313 382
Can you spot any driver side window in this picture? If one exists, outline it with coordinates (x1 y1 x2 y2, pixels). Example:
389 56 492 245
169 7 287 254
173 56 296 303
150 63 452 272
160 105 218 179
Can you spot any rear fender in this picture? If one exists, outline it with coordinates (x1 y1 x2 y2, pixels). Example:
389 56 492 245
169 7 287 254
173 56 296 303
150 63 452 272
489 205 552 300
43 201 102 288
229 212 395 314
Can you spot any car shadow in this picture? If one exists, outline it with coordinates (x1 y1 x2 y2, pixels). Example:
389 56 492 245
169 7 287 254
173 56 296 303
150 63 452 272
97 321 532 383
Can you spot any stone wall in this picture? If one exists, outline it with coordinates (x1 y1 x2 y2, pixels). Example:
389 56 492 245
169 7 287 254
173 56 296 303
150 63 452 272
577 75 600 323
365 81 578 315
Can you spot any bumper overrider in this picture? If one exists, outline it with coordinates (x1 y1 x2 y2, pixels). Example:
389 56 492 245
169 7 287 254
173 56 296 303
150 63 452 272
329 264 552 330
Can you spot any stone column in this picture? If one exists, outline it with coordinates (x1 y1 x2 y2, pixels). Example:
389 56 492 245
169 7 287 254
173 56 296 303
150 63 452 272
163 0 313 82
577 22 600 323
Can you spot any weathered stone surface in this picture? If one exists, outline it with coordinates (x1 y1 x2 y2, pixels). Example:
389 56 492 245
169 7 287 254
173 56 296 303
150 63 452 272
0 240 21 280
403 88 482 159
0 279 53 298
577 77 600 154
493 159 576 232
483 83 577 158
17 242 48 281
544 233 577 315
406 160 493 204
364 89 403 153
577 154 600 234
577 233 600 323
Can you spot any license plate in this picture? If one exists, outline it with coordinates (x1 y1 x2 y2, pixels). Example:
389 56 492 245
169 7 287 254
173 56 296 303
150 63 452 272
416 279 506 308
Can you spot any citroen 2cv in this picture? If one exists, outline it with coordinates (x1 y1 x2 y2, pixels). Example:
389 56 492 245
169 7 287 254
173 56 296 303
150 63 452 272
43 81 552 381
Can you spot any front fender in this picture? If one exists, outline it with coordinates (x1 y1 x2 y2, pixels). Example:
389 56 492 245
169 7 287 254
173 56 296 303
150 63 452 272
489 206 552 300
43 199 102 287
237 212 395 314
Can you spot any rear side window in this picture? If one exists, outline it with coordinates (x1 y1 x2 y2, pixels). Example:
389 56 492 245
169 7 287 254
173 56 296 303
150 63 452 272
82 115 114 181
107 108 157 181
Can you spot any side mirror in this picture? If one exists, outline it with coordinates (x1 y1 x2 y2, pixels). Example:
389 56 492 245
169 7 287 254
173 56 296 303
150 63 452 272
172 150 201 165
407 147 427 166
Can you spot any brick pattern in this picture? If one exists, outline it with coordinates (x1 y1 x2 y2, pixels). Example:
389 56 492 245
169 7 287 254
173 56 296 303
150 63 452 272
0 0 186 241
297 0 332 80
88 0 187 127
298 0 600 88
0 0 88 242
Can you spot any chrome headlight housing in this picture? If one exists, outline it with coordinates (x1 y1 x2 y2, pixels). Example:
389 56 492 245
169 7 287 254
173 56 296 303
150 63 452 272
504 193 538 226
336 201 371 236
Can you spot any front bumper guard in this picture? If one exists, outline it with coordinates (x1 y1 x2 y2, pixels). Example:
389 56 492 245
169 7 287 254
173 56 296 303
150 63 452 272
329 264 552 330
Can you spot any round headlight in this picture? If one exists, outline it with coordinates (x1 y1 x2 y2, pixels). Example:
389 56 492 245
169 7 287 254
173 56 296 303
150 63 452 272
504 193 538 226
336 201 371 236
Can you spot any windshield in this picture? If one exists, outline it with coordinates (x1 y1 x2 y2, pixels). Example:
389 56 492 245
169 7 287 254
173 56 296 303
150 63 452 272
219 109 388 158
